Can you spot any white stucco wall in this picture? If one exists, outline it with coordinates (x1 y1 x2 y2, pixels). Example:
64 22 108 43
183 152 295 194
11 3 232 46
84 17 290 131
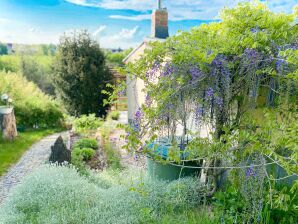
124 41 148 122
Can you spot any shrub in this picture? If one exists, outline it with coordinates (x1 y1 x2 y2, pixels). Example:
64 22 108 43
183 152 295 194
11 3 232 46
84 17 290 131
72 148 96 161
53 31 113 117
73 138 98 150
73 114 102 134
108 111 120 121
0 71 63 128
0 165 204 224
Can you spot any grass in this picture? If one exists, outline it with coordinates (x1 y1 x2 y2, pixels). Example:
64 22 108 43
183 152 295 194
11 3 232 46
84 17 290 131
157 208 218 224
0 129 59 176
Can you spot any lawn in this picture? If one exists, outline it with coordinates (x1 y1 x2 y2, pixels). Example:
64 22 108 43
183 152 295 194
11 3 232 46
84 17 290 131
0 129 59 176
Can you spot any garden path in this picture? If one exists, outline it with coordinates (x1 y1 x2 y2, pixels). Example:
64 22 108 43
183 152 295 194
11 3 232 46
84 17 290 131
110 128 146 170
0 132 69 205
110 111 146 170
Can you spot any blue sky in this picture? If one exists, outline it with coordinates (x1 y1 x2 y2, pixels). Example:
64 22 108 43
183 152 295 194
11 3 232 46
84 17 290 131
0 0 296 49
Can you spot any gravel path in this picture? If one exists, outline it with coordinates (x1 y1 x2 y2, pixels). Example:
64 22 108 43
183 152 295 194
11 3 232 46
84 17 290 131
110 128 146 170
0 132 68 204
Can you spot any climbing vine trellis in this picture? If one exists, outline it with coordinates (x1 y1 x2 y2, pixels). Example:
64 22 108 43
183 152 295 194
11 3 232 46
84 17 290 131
113 2 298 223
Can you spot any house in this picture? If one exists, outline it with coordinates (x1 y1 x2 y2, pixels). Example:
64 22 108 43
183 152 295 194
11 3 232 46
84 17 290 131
123 0 169 124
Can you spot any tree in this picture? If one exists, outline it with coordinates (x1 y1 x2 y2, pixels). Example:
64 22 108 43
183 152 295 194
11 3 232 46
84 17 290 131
53 31 112 117
20 56 55 95
105 48 133 67
0 43 8 55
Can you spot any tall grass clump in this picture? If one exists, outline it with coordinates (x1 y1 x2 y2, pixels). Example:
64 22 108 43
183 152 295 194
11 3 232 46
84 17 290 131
0 165 204 224
0 71 63 128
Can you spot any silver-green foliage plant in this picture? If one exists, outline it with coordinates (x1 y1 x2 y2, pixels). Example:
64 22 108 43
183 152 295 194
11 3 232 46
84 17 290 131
0 165 202 224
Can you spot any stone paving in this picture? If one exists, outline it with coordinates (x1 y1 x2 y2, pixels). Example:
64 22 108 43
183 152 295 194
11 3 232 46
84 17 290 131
0 132 68 205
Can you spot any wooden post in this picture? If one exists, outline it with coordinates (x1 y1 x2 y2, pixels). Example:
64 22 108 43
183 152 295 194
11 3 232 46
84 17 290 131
0 108 18 141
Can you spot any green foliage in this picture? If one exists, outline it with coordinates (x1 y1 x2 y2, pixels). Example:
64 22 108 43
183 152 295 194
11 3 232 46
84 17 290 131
157 208 218 224
73 138 98 150
0 55 19 72
0 71 63 128
105 48 133 67
101 123 122 170
103 141 122 170
0 165 203 224
53 30 113 116
213 183 298 224
72 147 96 161
121 2 297 223
213 186 245 223
108 110 120 120
73 114 103 134
19 55 55 95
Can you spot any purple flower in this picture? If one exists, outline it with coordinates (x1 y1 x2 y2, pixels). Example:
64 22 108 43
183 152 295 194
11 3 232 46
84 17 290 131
250 27 260 33
161 62 175 77
145 94 152 107
135 107 143 120
215 97 223 108
244 48 258 60
146 61 160 79
206 87 214 99
117 89 126 97
275 59 287 74
246 164 255 177
189 65 202 81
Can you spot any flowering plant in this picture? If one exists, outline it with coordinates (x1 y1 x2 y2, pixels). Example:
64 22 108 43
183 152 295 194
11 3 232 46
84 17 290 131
123 2 297 163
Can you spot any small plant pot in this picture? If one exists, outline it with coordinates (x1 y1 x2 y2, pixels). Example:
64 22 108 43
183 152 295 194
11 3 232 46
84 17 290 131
0 106 13 115
147 156 202 181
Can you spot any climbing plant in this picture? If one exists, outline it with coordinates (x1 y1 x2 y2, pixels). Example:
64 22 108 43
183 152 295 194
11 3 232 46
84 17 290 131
120 1 298 223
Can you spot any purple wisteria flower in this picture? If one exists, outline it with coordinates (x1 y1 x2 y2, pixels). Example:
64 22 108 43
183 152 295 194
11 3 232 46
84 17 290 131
135 107 143 120
194 106 203 126
146 61 160 79
211 54 231 78
215 97 223 108
161 62 175 77
275 58 288 74
189 65 202 82
132 107 144 132
206 87 214 99
145 94 152 107
244 48 258 60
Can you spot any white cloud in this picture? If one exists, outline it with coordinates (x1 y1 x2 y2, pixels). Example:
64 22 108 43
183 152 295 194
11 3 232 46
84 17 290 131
92 25 106 36
65 0 298 21
109 14 151 21
112 26 139 40
94 26 140 48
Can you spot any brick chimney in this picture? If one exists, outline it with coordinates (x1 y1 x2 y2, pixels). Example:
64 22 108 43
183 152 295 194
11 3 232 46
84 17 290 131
151 0 169 39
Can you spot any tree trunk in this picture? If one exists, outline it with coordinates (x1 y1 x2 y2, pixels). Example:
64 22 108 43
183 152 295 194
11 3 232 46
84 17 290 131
0 109 18 141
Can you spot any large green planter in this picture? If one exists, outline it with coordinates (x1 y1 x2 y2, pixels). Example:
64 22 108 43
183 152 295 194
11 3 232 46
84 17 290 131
147 156 202 181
